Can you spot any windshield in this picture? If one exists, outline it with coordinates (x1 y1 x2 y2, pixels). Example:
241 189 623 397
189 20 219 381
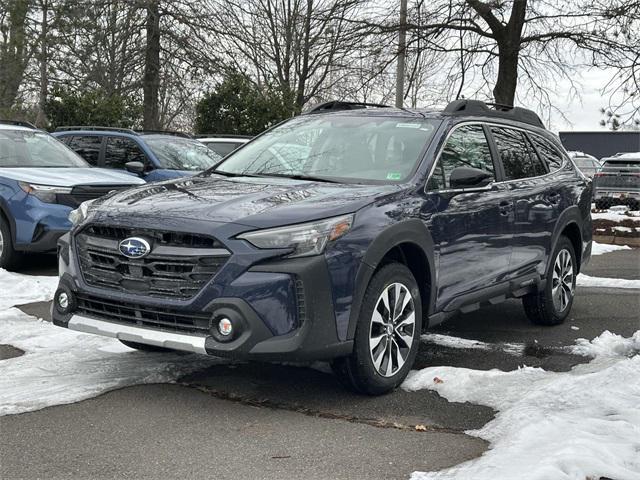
145 137 222 171
0 129 89 168
213 115 439 183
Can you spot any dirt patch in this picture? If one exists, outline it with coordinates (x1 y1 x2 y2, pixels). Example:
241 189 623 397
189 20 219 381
0 344 25 360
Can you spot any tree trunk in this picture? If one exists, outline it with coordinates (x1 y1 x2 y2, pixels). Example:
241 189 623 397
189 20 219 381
36 0 49 127
492 47 519 106
0 0 29 114
143 0 160 129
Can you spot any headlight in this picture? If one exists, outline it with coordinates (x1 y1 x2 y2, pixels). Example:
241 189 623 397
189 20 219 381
19 182 72 204
237 214 354 258
68 199 96 226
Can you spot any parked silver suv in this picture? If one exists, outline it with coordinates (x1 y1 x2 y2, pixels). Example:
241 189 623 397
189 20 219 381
594 153 640 210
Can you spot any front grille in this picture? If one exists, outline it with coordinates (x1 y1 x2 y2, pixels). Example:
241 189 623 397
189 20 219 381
57 185 132 208
76 294 211 335
76 225 230 299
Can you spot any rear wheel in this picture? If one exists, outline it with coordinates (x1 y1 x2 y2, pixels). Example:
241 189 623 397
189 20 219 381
119 340 174 353
331 263 422 395
0 215 21 270
522 236 576 326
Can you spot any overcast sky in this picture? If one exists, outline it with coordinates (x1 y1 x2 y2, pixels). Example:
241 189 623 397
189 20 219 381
532 68 625 134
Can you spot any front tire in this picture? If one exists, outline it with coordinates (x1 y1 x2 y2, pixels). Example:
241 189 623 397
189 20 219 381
331 263 422 395
0 215 21 270
522 236 577 326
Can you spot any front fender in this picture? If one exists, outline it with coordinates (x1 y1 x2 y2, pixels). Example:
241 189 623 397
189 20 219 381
346 218 435 340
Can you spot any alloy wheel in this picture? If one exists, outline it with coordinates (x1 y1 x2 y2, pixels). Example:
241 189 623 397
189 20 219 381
552 248 574 312
369 282 416 378
0 226 4 258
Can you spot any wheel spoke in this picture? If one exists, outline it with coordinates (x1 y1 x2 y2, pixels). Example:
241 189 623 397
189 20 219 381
370 333 385 352
369 281 415 377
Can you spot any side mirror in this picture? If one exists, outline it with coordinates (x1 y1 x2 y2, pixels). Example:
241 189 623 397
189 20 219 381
449 167 493 189
125 161 145 175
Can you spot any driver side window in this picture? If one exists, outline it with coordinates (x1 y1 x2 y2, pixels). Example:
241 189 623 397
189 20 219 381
427 124 495 190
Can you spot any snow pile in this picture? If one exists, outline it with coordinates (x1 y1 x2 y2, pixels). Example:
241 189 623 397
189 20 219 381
0 268 59 309
590 242 631 255
592 211 640 222
572 330 640 358
421 333 524 355
0 308 225 415
404 330 640 480
577 274 640 289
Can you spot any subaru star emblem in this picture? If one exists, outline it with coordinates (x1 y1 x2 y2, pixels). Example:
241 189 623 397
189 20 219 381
118 237 151 259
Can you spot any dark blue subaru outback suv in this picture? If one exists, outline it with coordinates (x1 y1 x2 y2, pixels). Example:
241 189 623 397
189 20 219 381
52 100 592 395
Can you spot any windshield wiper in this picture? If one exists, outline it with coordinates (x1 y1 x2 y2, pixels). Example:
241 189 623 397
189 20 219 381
209 169 265 179
254 173 342 184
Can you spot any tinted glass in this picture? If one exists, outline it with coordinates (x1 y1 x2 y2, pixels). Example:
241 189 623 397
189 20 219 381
0 130 89 167
215 115 439 183
203 141 243 158
530 134 564 171
427 124 495 190
491 127 547 180
105 136 147 169
145 137 222 171
67 135 102 166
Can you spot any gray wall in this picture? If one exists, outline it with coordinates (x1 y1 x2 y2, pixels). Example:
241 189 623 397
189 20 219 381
559 131 640 160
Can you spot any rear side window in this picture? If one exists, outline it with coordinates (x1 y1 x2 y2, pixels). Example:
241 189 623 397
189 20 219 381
491 127 547 180
67 135 102 166
427 124 495 190
105 136 147 169
529 134 565 171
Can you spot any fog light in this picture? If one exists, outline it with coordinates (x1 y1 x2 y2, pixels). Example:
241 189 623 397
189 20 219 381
218 317 233 336
58 292 69 310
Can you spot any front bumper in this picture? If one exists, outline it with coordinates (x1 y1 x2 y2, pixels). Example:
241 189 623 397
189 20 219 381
52 233 354 362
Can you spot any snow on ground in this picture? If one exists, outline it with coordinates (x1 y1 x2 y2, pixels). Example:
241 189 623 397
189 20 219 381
590 241 631 255
421 333 524 355
0 308 225 416
404 331 640 480
0 269 224 416
591 210 640 222
0 268 59 309
577 274 640 289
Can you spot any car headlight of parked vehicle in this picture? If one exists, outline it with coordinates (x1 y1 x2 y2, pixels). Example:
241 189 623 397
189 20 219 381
19 182 72 204
237 214 354 258
68 199 96 226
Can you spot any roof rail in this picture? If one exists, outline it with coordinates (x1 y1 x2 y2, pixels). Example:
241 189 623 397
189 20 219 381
195 133 253 139
54 126 138 134
135 129 193 138
443 99 545 129
0 119 37 129
304 100 390 114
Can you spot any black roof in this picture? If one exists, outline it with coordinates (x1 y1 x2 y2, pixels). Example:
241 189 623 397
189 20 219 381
301 99 545 129
54 126 192 138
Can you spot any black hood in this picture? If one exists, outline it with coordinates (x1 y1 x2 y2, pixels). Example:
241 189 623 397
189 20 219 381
91 174 401 228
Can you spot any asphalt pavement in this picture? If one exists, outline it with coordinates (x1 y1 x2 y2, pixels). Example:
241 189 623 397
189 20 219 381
2 248 639 479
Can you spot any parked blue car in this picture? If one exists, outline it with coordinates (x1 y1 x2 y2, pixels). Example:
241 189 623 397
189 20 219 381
53 127 223 182
0 121 145 269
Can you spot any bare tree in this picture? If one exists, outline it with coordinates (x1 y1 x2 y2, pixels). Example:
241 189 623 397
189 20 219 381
0 0 30 115
207 0 372 112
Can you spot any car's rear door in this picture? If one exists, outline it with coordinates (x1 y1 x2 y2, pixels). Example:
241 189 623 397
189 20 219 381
489 126 565 282
424 123 514 312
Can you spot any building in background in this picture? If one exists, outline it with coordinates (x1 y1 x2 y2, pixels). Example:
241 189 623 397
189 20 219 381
559 131 640 160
